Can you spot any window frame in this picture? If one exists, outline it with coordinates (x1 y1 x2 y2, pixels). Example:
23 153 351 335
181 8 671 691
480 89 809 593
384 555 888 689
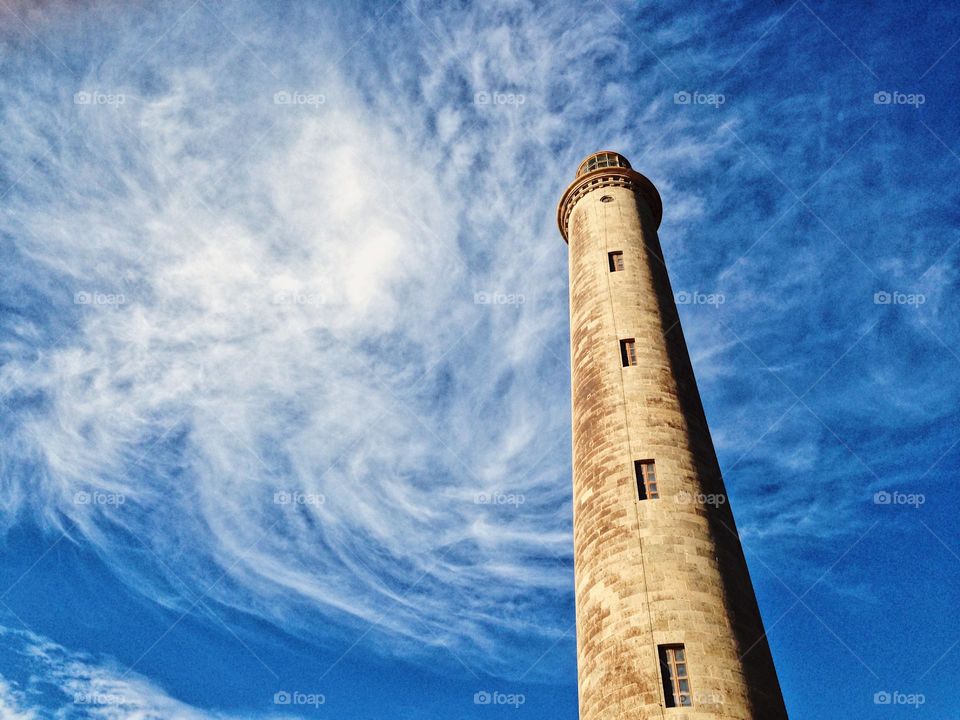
634 460 659 500
608 251 624 272
577 152 630 176
659 644 692 708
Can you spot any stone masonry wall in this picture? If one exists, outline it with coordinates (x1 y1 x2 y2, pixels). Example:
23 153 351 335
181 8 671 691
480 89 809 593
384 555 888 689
567 179 788 720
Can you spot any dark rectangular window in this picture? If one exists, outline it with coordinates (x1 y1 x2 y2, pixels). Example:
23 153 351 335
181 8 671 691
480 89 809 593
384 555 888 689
635 460 658 500
620 338 637 367
659 644 691 707
608 251 624 272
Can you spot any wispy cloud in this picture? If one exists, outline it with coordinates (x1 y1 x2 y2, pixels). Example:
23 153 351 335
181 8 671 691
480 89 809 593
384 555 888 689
2 0 959 715
0 0 731 680
0 624 282 718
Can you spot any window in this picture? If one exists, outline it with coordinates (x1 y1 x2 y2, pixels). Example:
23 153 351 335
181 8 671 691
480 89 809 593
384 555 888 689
659 645 692 707
635 460 658 500
577 152 631 176
620 338 638 367
608 251 624 272
600 195 614 203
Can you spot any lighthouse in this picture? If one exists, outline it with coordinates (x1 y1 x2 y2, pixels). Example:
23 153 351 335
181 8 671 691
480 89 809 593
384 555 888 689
558 151 788 719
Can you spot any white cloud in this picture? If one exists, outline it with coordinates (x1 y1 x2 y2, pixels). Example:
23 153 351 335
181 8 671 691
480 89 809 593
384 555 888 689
0 0 737 680
0 677 38 720
0 625 279 719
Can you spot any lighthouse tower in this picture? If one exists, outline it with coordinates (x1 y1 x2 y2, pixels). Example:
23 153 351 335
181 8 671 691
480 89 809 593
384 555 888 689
558 151 788 719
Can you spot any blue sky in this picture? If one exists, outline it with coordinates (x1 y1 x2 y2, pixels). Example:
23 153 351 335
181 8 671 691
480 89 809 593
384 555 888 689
0 0 958 717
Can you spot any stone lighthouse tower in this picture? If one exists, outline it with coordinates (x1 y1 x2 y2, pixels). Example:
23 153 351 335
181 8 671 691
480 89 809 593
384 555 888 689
557 151 788 719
